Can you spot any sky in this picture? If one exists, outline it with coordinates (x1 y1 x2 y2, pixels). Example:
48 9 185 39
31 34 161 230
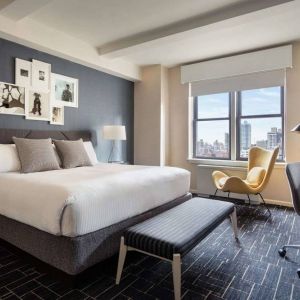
196 87 282 144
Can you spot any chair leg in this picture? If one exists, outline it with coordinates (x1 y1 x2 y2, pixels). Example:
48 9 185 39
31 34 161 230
257 193 271 216
247 194 251 205
116 237 127 284
278 244 300 278
230 207 238 240
214 189 218 197
228 192 230 198
172 254 181 300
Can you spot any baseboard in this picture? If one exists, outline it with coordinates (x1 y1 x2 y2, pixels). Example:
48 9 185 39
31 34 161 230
190 189 293 208
263 198 293 207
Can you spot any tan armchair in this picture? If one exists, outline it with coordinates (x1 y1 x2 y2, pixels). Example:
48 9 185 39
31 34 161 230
212 146 279 212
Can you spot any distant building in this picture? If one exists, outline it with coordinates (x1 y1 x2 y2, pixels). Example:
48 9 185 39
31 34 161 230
241 121 251 150
256 140 268 149
267 127 281 148
267 127 282 158
225 133 229 151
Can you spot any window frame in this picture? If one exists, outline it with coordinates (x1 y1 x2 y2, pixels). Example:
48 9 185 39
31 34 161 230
193 93 232 160
192 86 285 162
236 86 284 161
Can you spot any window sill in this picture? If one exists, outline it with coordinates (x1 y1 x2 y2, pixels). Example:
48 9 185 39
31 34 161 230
187 158 286 169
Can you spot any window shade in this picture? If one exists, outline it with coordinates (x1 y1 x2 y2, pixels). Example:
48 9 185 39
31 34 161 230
191 69 285 96
181 45 292 84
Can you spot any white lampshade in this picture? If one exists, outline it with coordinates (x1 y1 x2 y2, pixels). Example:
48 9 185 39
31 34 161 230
103 125 126 140
291 123 300 133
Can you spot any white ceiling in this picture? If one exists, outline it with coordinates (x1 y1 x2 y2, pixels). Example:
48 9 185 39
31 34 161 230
29 0 244 47
124 0 300 66
0 0 299 79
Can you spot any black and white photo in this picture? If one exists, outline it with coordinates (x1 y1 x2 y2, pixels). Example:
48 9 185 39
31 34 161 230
32 59 51 92
39 71 45 81
21 69 29 77
50 105 64 125
51 73 78 107
0 82 26 116
26 90 50 121
15 58 31 87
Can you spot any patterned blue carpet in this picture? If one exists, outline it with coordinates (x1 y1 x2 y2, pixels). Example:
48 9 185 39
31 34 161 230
0 200 300 299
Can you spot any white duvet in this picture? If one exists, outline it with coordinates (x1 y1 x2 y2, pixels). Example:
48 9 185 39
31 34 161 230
0 163 190 237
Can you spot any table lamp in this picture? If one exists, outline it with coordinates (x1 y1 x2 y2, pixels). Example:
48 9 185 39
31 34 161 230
103 125 126 163
291 123 300 132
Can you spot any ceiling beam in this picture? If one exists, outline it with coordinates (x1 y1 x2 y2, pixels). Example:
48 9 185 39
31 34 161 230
97 0 294 58
0 0 53 21
0 0 15 11
0 15 141 81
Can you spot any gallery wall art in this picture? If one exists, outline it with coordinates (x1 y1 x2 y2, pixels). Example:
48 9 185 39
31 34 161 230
32 59 51 92
15 58 31 87
51 73 78 108
0 57 80 125
0 82 26 116
26 90 51 121
50 105 64 125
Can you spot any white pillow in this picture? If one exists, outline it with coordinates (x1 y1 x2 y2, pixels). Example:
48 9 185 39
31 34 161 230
0 144 21 172
83 141 98 165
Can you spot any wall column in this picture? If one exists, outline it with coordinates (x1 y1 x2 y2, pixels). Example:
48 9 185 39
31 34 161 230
134 65 169 166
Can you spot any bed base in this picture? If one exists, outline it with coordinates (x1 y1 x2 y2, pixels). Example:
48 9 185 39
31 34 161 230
0 193 192 287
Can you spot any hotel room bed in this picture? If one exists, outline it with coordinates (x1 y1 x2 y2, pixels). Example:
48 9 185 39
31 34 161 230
0 129 191 275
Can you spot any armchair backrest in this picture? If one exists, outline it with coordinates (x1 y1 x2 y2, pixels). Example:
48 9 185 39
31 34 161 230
248 146 279 190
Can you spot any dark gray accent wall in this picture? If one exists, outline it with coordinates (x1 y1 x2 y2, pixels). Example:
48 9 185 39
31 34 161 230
0 38 134 163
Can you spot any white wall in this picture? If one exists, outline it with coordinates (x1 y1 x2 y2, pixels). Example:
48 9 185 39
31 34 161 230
165 42 300 206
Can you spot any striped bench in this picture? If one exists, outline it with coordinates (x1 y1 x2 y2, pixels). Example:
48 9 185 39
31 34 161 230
116 197 238 300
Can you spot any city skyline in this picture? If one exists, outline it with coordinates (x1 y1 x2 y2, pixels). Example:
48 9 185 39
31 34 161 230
196 87 282 144
196 122 283 159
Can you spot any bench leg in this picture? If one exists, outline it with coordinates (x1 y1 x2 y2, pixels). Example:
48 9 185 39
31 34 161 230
116 237 127 284
230 207 238 240
172 254 181 300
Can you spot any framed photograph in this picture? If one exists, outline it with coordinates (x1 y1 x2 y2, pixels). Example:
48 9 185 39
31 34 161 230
26 90 50 121
51 73 78 107
32 59 51 92
0 82 26 116
50 105 64 125
15 58 31 87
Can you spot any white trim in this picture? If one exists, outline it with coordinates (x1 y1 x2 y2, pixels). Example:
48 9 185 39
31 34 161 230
265 198 293 207
190 189 292 207
187 158 286 169
188 92 193 159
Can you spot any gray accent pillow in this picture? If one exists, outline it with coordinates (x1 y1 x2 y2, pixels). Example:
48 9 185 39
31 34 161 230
13 137 61 173
53 139 92 169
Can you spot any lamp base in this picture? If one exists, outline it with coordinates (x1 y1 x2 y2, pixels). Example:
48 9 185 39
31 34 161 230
108 160 126 164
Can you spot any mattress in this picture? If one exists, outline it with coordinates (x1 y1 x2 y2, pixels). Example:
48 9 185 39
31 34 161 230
0 163 190 237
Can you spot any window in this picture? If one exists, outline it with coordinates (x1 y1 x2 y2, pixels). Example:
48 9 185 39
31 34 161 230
194 93 231 159
193 86 284 161
237 87 284 160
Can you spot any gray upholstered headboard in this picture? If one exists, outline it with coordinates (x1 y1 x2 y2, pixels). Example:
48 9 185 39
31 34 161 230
0 128 92 144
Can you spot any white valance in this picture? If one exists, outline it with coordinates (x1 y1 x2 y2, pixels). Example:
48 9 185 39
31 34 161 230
181 45 292 84
191 69 285 96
